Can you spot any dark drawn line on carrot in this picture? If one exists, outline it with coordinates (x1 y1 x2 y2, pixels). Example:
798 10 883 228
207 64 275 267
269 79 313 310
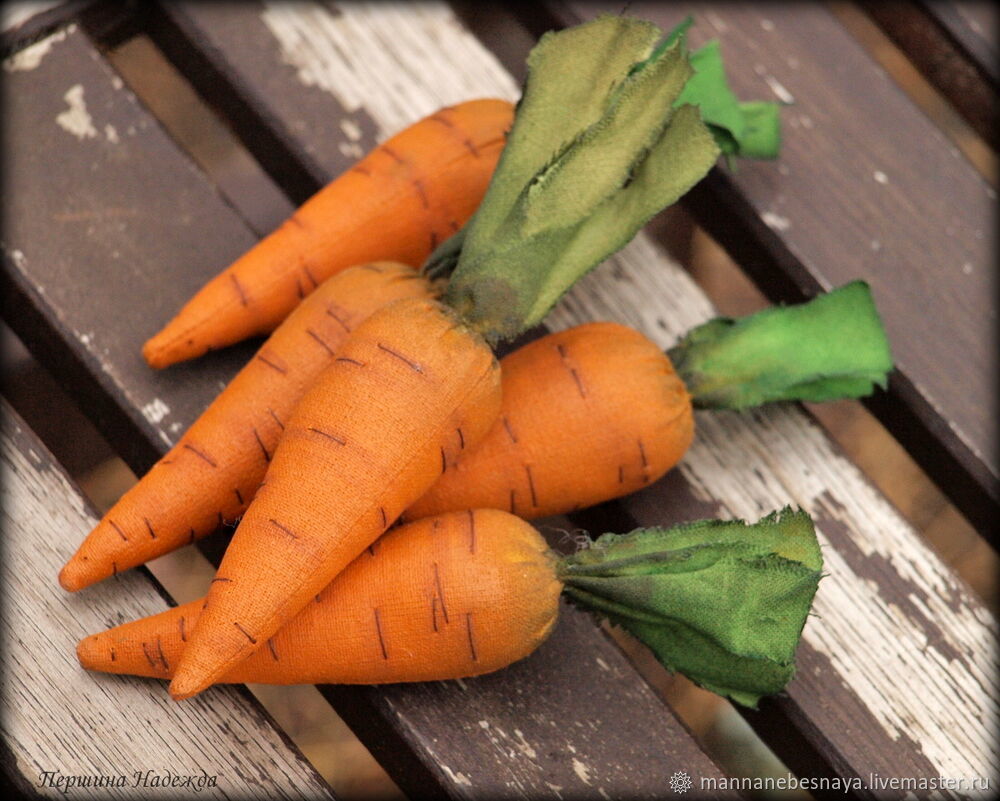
267 638 279 662
308 427 346 446
256 354 287 375
429 230 439 251
155 636 169 670
144 518 157 540
325 307 351 333
373 608 388 660
468 509 476 555
440 447 447 474
230 273 248 307
466 613 478 662
379 507 388 528
618 465 625 484
234 622 257 645
377 342 423 373
179 616 187 642
556 343 587 398
524 464 539 508
141 641 157 671
183 443 217 468
252 428 271 464
267 409 285 431
110 647 116 663
457 427 465 450
112 561 117 577
412 178 430 209
336 357 365 367
381 145 405 165
210 577 232 584
216 512 224 529
509 489 516 515
367 543 376 557
188 528 196 545
306 328 335 356
502 416 518 444
352 165 371 177
431 596 439 632
234 488 244 506
302 264 319 288
269 519 298 540
109 521 128 542
433 562 449 624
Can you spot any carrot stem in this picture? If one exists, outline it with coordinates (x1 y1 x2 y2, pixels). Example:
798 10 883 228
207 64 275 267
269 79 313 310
558 507 823 708
668 281 893 409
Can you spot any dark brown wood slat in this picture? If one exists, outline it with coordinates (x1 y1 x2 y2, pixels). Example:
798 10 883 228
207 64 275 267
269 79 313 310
547 0 998 537
1 401 336 799
1 22 734 799
922 0 998 84
859 0 998 147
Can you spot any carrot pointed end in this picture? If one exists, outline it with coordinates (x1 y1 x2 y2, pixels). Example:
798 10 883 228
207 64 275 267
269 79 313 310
59 556 96 592
76 633 104 671
168 671 209 701
142 331 187 369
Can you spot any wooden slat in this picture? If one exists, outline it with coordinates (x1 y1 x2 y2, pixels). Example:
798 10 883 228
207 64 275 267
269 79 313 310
141 2 1000 794
1 23 734 799
922 0 998 84
0 400 334 799
545 0 997 536
859 0 998 147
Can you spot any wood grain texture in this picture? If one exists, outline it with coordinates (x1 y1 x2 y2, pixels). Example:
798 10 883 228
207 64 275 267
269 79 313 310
0 400 334 799
154 2 1000 792
549 0 998 536
922 0 998 84
1 23 732 799
859 0 998 147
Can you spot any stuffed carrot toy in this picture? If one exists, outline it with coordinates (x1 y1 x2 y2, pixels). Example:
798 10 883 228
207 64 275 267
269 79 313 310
142 99 512 368
79 507 823 709
59 263 434 592
116 15 885 699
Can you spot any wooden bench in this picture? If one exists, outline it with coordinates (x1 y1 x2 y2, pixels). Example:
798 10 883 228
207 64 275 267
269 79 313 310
3 2 996 798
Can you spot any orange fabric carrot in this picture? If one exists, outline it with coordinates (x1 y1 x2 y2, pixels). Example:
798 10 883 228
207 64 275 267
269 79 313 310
78 510 560 685
59 264 433 592
168 297 501 699
142 99 513 369
407 322 693 521
78 508 823 708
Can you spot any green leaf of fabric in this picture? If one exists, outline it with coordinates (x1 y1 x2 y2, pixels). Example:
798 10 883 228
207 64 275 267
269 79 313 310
676 40 782 159
446 16 720 342
668 281 894 409
559 508 823 707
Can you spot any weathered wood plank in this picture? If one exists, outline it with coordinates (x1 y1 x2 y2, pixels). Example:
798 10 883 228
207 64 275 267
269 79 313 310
0 400 334 799
545 0 997 536
1 23 734 799
148 2 1000 793
859 0 998 148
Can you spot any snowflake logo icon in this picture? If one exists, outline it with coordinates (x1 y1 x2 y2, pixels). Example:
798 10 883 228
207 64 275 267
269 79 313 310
669 770 693 794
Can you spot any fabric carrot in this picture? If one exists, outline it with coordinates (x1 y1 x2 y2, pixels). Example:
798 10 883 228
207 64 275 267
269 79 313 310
59 264 433 592
408 281 892 520
78 508 823 708
142 99 513 369
166 15 726 700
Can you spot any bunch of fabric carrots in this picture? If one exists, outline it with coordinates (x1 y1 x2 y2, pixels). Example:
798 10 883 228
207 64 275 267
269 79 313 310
65 15 893 709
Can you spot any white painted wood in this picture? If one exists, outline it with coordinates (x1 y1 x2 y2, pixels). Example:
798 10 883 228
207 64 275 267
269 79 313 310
255 0 999 785
0 408 334 799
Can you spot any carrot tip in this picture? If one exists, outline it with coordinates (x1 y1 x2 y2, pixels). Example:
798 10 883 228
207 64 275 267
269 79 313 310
167 673 207 701
58 560 89 592
76 635 100 670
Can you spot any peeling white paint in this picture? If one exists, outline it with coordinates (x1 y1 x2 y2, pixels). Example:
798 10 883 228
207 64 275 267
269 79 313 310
763 74 795 104
873 170 889 185
512 729 537 760
259 1 518 139
871 239 882 252
571 758 591 785
441 764 472 786
962 262 973 275
3 25 72 72
760 18 774 31
762 211 791 231
339 118 362 141
337 141 363 160
104 124 119 144
56 85 98 140
141 398 170 425
9 249 27 270
594 656 610 672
